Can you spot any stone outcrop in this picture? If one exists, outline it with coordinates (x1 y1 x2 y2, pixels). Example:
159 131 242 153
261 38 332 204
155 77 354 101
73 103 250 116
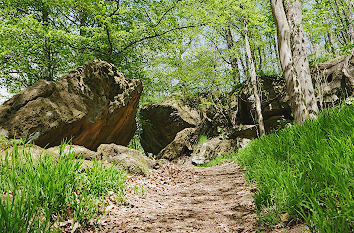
191 136 235 165
97 144 154 176
238 75 292 133
311 55 354 108
0 60 142 150
226 125 258 139
238 56 354 133
46 145 99 160
157 128 195 160
0 144 45 161
138 56 353 163
140 94 200 155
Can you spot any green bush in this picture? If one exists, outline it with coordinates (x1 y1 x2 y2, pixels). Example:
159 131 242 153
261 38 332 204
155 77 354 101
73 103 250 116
0 140 127 232
237 106 353 232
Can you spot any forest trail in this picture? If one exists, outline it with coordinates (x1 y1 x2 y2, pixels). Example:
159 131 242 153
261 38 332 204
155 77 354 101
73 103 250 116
89 160 306 233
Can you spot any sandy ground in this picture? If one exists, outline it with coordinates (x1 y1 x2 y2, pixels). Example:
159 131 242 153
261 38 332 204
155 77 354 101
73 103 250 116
82 159 308 233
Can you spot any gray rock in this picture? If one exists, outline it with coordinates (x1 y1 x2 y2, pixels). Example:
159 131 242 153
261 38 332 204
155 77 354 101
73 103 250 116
157 128 195 160
191 137 235 165
227 125 258 139
46 145 99 160
97 144 154 176
140 94 200 155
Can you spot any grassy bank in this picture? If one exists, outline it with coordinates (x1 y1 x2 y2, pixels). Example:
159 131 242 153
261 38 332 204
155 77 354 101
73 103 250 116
0 139 127 232
238 106 353 232
204 106 353 232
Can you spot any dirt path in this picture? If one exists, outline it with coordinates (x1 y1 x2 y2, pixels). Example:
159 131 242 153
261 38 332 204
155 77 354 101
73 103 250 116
89 159 307 233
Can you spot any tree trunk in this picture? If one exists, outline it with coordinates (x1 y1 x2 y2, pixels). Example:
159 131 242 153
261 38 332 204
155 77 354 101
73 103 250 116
258 47 263 71
225 28 240 83
285 0 318 119
327 31 336 55
348 0 354 47
270 0 309 124
243 18 265 136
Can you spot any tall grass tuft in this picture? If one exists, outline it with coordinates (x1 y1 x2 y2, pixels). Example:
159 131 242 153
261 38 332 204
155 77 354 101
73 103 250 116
0 140 127 232
236 106 353 232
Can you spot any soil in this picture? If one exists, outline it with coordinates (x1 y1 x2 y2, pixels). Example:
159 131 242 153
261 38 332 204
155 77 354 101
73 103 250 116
84 158 308 233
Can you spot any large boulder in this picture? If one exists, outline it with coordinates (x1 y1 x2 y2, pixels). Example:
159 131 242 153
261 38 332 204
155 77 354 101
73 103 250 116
237 56 354 132
238 75 292 133
46 145 99 160
311 55 354 108
191 137 235 165
0 144 45 161
0 60 142 150
157 128 195 160
97 144 154 176
226 125 258 139
140 94 200 155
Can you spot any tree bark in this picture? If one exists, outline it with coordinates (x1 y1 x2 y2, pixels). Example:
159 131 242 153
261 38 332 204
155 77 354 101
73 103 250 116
285 0 318 119
258 47 263 71
348 0 354 47
225 28 240 83
243 18 265 136
270 0 309 124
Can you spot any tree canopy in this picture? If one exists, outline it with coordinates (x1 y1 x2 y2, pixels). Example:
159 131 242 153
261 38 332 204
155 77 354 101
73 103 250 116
0 0 352 101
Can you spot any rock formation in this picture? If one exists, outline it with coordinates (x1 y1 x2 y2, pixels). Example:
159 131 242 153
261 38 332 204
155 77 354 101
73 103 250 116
0 60 142 150
97 144 154 176
238 75 292 133
311 55 354 109
140 94 200 155
157 128 195 160
191 136 235 165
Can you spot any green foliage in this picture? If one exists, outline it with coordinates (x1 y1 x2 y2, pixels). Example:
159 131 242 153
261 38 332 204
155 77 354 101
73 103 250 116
0 0 195 92
197 135 208 145
197 152 234 167
0 140 127 232
236 106 354 232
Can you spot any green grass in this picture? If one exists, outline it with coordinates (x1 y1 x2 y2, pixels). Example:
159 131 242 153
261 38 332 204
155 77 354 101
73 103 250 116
197 152 234 167
0 139 127 232
235 106 353 232
198 135 208 144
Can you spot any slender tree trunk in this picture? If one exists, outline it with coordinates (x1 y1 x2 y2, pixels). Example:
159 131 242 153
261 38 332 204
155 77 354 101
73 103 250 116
78 9 87 62
239 54 247 79
285 0 318 119
332 0 351 44
243 18 265 136
270 0 309 124
79 9 86 37
258 47 263 71
327 31 336 55
42 7 53 81
105 24 113 63
348 1 354 47
225 28 240 83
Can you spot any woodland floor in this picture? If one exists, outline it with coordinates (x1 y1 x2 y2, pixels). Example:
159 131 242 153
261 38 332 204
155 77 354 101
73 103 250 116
85 158 308 233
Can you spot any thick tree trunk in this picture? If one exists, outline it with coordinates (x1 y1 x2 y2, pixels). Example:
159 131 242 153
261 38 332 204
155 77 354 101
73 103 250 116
285 0 318 119
270 0 309 124
243 18 265 136
225 28 240 83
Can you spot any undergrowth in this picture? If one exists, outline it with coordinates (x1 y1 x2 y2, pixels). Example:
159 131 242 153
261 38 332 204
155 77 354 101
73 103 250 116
197 152 234 167
0 139 127 232
236 106 353 232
